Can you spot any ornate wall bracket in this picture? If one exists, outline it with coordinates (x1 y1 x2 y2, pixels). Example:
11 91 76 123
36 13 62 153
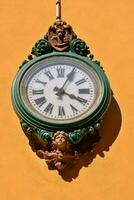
21 120 101 170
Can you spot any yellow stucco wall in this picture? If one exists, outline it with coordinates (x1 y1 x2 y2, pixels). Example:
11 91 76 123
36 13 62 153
0 0 134 199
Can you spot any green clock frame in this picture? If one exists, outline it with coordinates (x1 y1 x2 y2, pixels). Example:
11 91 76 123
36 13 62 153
11 52 111 144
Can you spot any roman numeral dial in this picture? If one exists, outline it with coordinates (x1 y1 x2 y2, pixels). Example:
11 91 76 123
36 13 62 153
26 61 97 121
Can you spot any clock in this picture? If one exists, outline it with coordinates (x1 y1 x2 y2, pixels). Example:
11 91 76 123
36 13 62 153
12 52 111 130
11 1 111 170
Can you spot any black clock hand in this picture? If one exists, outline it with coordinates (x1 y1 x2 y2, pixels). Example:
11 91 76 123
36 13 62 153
64 92 78 100
55 88 86 103
53 67 76 96
61 67 76 89
63 92 88 104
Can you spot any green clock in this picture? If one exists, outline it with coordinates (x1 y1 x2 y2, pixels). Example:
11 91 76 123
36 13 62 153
11 1 111 170
12 52 111 130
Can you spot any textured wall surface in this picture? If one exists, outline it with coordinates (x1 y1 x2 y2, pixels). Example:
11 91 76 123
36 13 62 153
0 0 134 199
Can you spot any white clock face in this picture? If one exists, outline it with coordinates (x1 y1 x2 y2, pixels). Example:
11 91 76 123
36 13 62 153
21 56 102 124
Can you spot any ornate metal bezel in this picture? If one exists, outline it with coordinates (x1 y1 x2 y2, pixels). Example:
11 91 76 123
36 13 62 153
12 52 111 133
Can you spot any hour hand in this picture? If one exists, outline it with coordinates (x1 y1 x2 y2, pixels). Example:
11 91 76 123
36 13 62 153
64 92 87 104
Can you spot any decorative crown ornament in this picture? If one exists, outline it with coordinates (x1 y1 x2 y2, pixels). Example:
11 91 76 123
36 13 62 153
48 20 74 51
11 0 111 170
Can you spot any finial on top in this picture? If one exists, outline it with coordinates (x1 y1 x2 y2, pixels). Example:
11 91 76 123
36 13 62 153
47 0 76 52
56 0 61 20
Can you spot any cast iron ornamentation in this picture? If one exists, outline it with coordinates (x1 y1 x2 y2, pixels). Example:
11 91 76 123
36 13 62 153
19 18 101 71
48 19 75 51
31 38 53 57
70 38 90 56
21 120 102 170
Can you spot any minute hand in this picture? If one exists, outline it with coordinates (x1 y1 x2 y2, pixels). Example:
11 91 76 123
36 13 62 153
61 67 76 89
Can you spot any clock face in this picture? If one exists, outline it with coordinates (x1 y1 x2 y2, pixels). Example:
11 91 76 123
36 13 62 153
21 56 102 125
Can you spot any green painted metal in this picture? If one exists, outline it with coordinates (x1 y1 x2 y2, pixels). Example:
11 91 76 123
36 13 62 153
11 52 111 138
70 38 90 56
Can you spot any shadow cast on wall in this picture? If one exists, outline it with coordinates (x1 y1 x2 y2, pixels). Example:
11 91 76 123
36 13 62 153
59 97 122 182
